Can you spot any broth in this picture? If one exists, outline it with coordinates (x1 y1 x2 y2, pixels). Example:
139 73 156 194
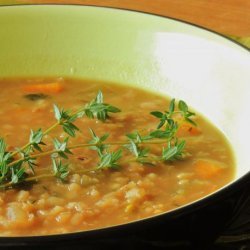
0 78 234 236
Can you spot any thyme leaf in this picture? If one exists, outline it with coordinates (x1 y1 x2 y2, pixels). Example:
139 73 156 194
52 157 69 181
97 149 123 170
89 129 109 156
162 140 186 161
84 90 121 122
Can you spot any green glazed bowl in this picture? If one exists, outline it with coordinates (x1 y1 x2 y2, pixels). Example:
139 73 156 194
0 4 249 243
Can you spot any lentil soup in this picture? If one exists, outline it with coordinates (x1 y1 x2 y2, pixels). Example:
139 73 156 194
0 78 234 236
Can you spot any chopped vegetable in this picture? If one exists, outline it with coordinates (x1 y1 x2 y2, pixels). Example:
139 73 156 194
193 159 224 178
22 82 64 94
24 93 48 101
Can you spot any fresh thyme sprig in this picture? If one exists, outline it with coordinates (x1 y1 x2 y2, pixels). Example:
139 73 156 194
0 95 196 189
0 91 121 188
150 99 195 162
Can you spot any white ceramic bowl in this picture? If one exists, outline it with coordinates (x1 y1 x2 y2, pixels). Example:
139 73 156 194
0 4 249 244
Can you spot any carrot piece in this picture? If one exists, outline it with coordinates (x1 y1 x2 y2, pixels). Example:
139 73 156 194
177 122 201 137
193 159 224 179
22 82 64 94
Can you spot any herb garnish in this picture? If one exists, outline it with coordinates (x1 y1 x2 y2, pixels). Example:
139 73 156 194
0 92 196 189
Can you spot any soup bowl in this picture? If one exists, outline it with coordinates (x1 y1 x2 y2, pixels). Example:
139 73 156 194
0 4 249 247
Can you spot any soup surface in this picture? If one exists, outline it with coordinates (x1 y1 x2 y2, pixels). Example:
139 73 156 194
0 78 234 236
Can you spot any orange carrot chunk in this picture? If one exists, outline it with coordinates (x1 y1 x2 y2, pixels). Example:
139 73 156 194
193 159 224 179
22 82 64 94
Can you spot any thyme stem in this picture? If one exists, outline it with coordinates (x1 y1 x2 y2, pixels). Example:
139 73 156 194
6 139 170 169
43 121 61 136
0 159 133 189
